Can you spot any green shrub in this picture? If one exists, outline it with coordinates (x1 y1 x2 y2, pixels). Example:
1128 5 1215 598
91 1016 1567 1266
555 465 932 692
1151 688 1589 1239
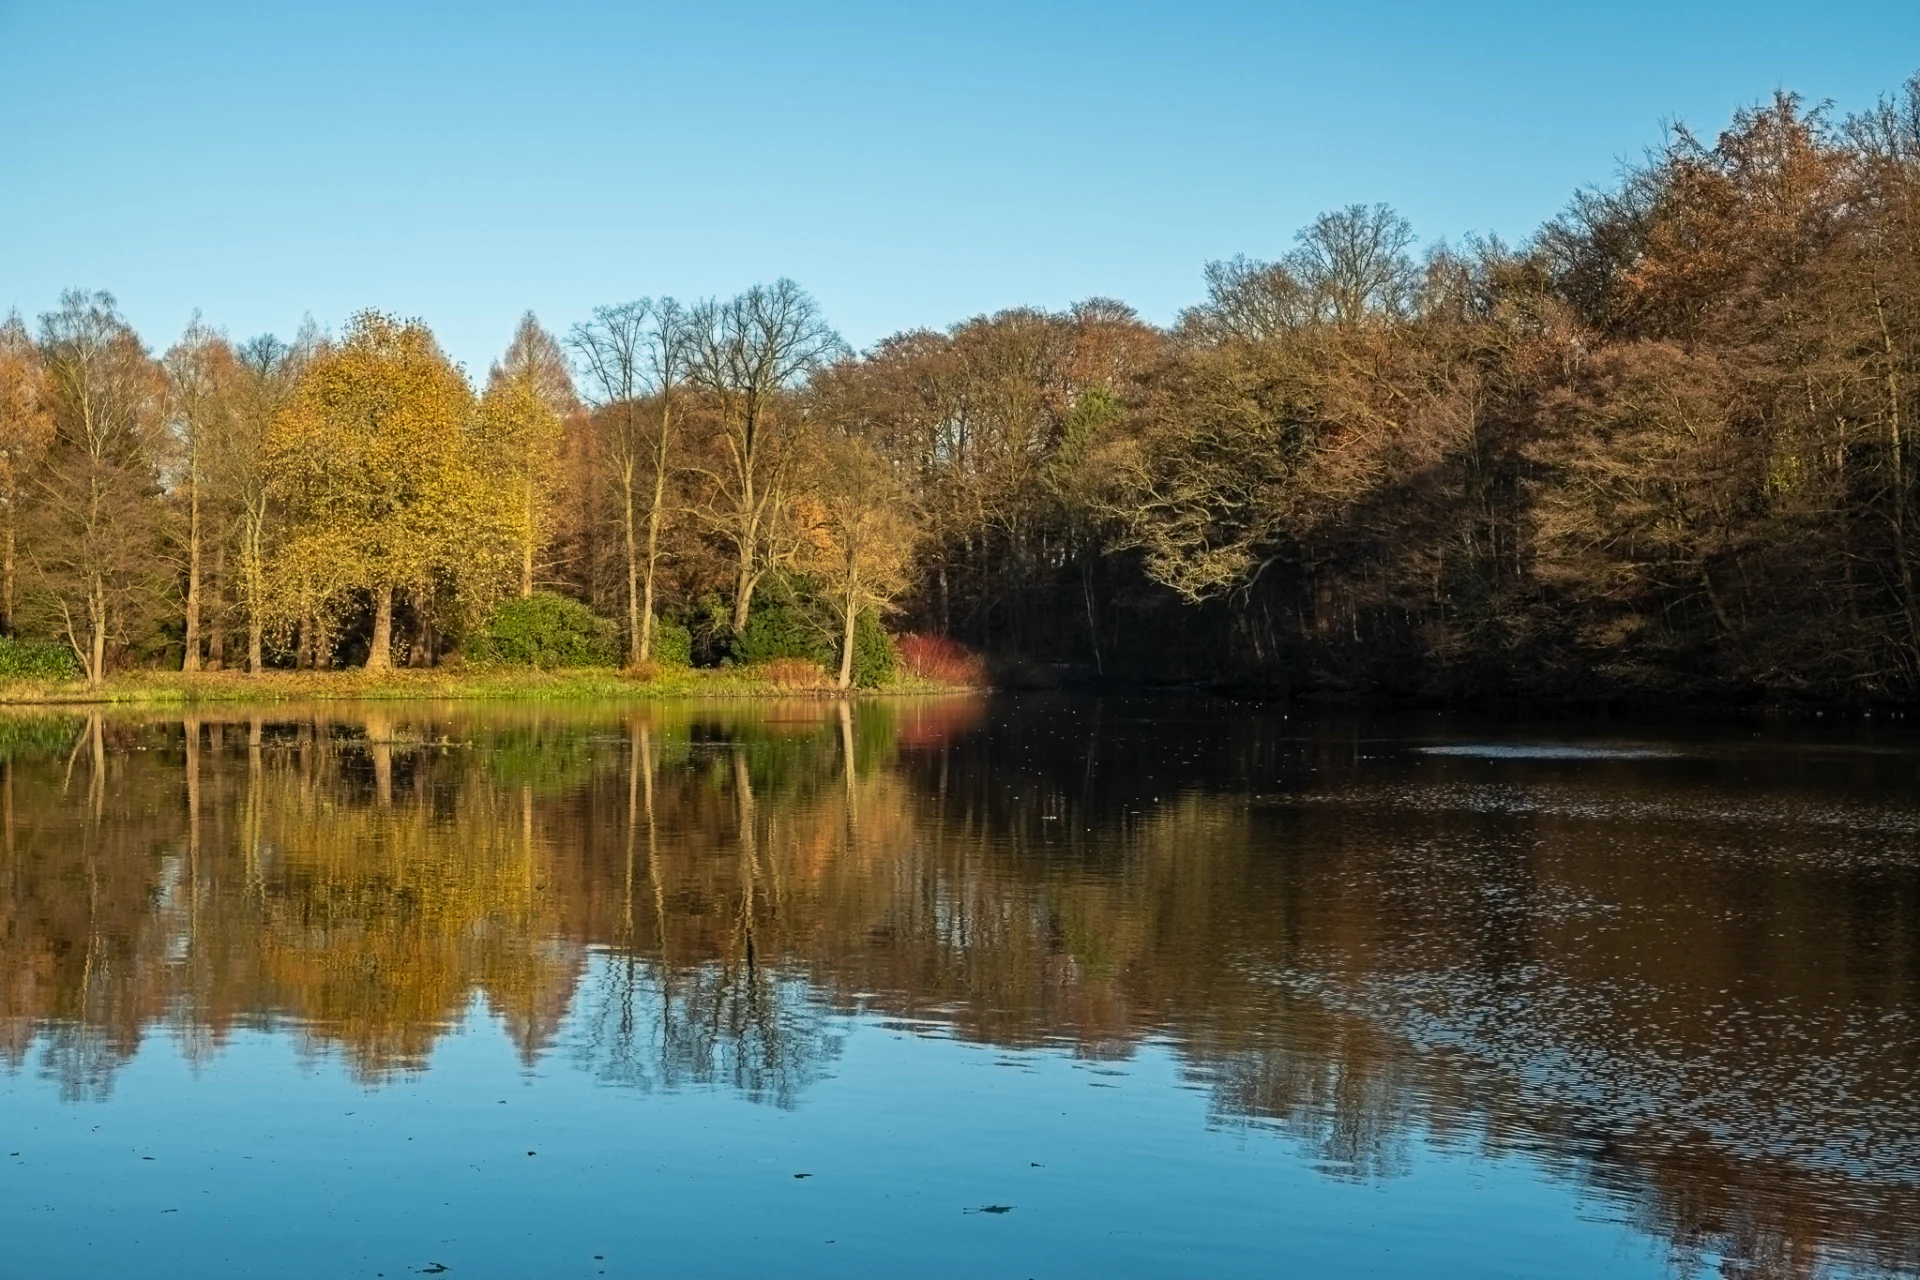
732 594 834 668
731 591 897 688
649 617 692 667
0 637 81 682
850 610 896 688
466 592 620 668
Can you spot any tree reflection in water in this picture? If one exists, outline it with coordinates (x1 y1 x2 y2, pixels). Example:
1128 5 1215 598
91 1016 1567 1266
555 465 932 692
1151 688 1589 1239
0 696 1916 1277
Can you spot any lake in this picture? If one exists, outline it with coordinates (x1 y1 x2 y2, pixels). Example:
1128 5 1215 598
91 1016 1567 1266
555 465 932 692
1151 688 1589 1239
1 696 1916 1278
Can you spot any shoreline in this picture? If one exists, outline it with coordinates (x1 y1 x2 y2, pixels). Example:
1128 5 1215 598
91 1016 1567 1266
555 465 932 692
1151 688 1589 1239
5 669 1912 723
0 666 979 707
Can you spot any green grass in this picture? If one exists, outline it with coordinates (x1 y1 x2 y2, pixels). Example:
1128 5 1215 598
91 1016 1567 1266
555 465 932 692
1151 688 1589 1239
0 664 980 706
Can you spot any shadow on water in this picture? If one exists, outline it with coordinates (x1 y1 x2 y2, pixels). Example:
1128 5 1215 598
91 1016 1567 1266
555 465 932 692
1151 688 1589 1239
1 694 1917 1277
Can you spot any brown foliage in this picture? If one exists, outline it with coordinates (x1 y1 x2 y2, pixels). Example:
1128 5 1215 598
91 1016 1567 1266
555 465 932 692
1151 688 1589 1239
754 656 829 689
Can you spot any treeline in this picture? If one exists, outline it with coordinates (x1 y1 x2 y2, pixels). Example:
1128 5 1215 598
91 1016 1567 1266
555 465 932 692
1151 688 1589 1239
0 282 911 689
5 77 1920 702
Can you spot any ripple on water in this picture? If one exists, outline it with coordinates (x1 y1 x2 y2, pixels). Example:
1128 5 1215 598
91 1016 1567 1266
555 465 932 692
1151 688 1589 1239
1417 744 1681 760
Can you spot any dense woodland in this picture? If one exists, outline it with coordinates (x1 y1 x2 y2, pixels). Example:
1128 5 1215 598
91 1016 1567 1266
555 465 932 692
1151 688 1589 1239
5 78 1920 702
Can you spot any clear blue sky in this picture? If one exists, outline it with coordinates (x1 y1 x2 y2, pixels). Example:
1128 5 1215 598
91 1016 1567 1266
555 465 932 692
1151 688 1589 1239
4 0 1917 375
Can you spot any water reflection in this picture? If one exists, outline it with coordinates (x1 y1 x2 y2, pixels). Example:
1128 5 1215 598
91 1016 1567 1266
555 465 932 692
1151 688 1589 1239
1 697 1916 1277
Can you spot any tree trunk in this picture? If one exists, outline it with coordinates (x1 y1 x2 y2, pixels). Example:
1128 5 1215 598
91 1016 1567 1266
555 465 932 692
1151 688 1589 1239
245 514 264 675
366 584 393 671
521 475 536 598
622 461 641 667
182 470 201 672
838 578 858 690
207 537 226 670
89 574 106 689
2 515 13 637
938 557 950 636
638 395 673 663
1081 554 1103 678
411 612 436 668
733 564 757 633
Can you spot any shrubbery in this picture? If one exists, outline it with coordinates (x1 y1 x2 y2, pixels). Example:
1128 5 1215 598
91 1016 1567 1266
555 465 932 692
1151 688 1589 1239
731 592 830 668
466 592 620 668
424 581 906 686
896 633 989 686
0 637 82 682
649 617 692 667
732 587 896 687
851 613 897 687
753 657 829 689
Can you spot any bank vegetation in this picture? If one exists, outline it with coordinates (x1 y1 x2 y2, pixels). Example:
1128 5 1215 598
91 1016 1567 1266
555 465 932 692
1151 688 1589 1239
5 78 1920 705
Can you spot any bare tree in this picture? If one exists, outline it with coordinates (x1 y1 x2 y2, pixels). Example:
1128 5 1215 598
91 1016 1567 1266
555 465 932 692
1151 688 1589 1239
1290 204 1420 324
570 299 691 664
685 280 846 632
25 291 171 685
163 318 228 672
1178 255 1313 342
0 312 54 635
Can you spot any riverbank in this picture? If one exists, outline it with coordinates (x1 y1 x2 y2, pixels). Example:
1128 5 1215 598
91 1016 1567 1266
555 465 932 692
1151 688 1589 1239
0 665 975 706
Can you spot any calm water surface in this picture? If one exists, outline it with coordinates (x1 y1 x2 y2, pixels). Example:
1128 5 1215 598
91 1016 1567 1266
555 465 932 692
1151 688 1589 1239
1 697 1916 1278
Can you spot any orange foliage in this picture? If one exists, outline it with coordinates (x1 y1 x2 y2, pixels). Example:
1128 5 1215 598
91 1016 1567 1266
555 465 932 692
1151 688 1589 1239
897 633 989 686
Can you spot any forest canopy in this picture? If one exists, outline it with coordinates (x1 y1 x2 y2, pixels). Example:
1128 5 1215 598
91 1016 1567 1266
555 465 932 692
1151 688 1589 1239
5 75 1920 703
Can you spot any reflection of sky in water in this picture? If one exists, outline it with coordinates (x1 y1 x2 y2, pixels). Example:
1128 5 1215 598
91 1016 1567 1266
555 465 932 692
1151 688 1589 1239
2 973 1676 1280
1 698 1917 1278
1418 744 1679 759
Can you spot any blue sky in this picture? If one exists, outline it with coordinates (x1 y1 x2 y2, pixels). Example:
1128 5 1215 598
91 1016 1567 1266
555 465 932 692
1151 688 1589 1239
3 0 1917 375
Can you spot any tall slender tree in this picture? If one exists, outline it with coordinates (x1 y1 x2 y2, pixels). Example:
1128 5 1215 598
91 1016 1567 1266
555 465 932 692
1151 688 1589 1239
569 299 690 663
163 319 230 672
221 331 309 674
485 313 575 599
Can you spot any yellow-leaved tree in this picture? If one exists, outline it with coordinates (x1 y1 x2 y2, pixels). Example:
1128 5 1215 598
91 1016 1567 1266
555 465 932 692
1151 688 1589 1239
795 433 919 689
480 314 573 599
269 312 515 670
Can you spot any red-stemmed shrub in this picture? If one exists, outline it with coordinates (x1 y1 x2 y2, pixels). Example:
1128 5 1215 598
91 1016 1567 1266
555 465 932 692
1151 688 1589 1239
896 633 990 687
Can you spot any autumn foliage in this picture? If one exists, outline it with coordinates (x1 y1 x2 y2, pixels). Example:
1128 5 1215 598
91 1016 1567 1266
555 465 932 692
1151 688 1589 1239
896 634 989 687
7 76 1920 702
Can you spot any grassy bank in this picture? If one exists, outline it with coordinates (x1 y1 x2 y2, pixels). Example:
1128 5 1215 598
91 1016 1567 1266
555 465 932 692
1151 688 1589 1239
0 665 976 706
